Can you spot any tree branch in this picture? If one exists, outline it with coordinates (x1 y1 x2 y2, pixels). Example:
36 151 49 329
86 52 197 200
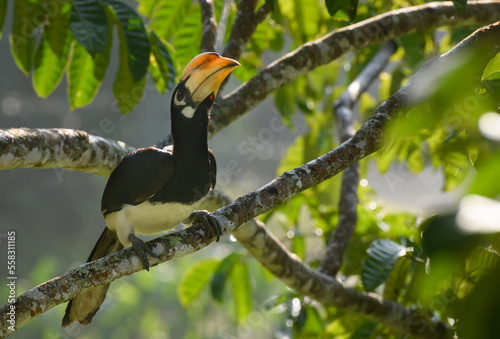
209 1 500 138
198 0 218 53
3 20 498 339
318 40 397 277
221 0 270 61
0 128 134 176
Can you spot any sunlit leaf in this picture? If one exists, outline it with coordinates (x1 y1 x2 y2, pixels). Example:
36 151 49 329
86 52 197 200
231 261 252 323
67 13 112 110
177 258 220 307
137 0 159 20
33 2 73 98
482 53 500 81
278 0 320 43
144 0 192 41
361 239 407 291
171 4 202 71
70 0 109 57
106 0 150 82
468 155 500 198
10 0 42 75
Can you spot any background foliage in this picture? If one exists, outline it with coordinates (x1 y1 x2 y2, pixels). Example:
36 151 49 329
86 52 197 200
1 0 500 338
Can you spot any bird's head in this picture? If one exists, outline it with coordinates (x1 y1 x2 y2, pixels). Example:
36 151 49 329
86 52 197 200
172 53 239 119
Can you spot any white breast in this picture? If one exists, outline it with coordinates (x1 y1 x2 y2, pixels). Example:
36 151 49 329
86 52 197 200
105 199 204 246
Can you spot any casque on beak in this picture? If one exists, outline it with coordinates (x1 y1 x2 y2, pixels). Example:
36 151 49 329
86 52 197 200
180 53 240 104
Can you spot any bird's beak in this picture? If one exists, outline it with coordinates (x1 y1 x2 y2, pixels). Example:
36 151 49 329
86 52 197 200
181 53 240 104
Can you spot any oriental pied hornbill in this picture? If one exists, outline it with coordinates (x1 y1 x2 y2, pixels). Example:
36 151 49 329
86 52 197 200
62 53 239 327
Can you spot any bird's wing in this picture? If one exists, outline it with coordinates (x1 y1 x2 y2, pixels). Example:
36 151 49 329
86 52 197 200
101 147 175 216
208 149 217 189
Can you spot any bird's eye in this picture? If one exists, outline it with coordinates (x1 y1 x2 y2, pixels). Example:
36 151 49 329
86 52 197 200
176 89 186 102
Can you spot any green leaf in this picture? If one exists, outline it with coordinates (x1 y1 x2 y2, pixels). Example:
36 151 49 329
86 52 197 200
148 31 176 93
325 0 349 18
361 239 407 291
298 306 324 335
0 0 7 40
469 155 500 198
137 0 160 19
279 0 320 43
274 84 296 125
231 261 253 323
265 0 277 12
451 0 467 12
464 247 499 289
67 14 112 110
70 0 109 57
482 53 500 81
9 0 42 75
351 321 377 339
143 0 193 41
383 255 412 301
171 4 202 71
291 229 306 260
110 3 147 113
177 258 220 307
210 253 242 303
106 0 150 82
348 0 358 21
32 2 73 98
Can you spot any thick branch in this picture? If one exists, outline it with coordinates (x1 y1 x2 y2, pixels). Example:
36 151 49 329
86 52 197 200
210 1 500 138
0 128 134 176
318 41 397 276
198 0 218 53
3 20 498 339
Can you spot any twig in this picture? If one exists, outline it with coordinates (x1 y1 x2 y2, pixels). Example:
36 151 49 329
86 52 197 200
209 1 500 138
198 0 218 53
318 41 397 277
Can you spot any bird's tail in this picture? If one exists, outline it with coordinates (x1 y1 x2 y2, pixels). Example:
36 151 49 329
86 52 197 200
62 227 123 327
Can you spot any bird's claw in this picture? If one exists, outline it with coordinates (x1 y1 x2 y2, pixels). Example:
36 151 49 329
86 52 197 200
128 234 159 271
185 210 222 242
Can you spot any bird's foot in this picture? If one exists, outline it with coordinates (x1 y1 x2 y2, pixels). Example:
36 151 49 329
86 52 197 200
128 234 159 271
184 210 222 242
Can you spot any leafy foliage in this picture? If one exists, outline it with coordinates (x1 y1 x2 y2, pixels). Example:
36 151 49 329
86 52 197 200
4 0 175 112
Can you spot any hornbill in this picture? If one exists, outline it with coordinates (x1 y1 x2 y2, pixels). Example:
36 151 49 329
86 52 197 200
62 53 239 327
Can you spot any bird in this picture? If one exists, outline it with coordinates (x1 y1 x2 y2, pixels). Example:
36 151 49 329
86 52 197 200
62 52 239 327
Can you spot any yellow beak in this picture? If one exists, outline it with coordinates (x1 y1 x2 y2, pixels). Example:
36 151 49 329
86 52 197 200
181 53 240 104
